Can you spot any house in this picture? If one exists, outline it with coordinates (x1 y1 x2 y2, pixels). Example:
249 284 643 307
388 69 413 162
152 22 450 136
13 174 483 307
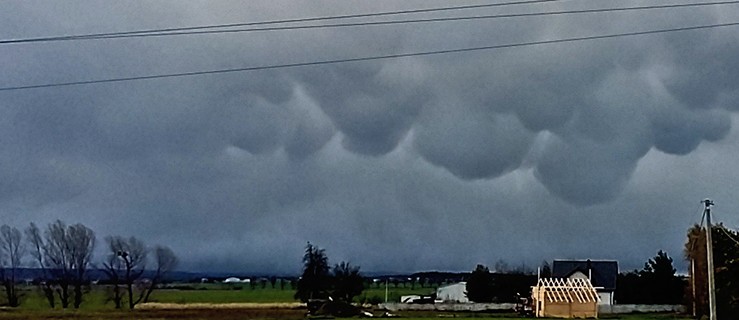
223 277 243 283
531 277 600 318
435 282 469 303
552 259 618 305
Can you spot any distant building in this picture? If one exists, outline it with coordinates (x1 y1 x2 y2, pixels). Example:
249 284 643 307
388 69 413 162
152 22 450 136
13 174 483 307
552 259 618 305
435 282 469 303
223 277 242 283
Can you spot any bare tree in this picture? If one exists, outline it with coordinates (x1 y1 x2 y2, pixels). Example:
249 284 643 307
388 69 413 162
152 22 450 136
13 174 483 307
40 220 95 309
102 244 124 309
44 220 73 308
104 236 148 309
143 245 178 303
67 223 95 309
25 223 54 308
0 225 25 307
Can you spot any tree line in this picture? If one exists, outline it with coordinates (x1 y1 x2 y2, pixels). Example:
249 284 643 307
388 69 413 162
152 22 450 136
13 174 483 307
464 264 538 303
0 220 178 309
294 242 364 303
614 250 685 304
465 252 686 304
685 223 739 318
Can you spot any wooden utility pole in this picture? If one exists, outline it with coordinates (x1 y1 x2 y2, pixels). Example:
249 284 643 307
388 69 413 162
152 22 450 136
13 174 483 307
691 258 696 317
703 199 717 319
385 278 389 303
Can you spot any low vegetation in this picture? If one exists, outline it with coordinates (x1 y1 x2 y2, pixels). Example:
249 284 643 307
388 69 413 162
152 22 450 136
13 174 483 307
0 228 720 318
0 308 693 320
0 280 692 319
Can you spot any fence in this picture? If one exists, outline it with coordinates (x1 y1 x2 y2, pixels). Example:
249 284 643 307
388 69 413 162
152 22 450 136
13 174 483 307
379 302 686 314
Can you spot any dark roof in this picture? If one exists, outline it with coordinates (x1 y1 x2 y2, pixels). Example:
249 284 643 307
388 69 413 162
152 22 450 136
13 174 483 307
552 260 618 291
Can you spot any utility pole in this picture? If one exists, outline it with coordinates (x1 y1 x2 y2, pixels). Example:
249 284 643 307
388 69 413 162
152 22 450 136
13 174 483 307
703 199 717 320
691 258 696 317
385 278 389 303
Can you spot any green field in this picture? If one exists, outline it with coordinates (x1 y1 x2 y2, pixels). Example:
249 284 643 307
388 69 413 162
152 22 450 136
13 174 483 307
142 284 436 304
0 309 694 320
9 285 291 309
151 286 296 304
0 285 691 320
6 284 435 310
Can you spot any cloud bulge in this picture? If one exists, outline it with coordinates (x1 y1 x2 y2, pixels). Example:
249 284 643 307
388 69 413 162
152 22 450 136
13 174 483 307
2 0 739 273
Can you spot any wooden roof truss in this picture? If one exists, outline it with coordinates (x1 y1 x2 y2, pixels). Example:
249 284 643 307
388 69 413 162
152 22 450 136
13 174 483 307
534 278 600 303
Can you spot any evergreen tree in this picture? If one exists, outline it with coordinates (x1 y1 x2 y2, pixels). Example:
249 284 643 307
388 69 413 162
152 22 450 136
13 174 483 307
616 251 684 304
332 261 364 303
639 250 683 304
466 264 495 302
685 223 739 318
295 242 330 302
540 261 552 278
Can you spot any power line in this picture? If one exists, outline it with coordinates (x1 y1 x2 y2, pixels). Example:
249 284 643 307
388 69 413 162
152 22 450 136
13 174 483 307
4 0 739 43
0 0 567 45
2 20 738 92
717 225 739 247
17 0 739 42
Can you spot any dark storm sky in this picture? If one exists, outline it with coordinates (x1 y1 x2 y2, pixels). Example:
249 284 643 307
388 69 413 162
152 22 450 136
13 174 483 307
2 0 739 274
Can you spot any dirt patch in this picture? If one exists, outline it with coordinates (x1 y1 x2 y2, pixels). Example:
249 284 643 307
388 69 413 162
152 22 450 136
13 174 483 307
136 308 307 319
138 302 304 309
0 307 307 320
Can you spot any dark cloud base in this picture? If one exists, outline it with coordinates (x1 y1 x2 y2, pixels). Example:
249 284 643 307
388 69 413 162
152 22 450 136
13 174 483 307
2 1 739 273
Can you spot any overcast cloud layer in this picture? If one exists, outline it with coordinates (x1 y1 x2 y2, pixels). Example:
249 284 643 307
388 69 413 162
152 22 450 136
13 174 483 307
2 0 739 274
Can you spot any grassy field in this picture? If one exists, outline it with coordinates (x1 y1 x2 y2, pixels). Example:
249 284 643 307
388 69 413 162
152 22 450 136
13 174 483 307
0 308 693 320
0 285 691 319
148 284 435 304
151 287 296 304
0 307 306 320
10 286 294 309
6 284 435 309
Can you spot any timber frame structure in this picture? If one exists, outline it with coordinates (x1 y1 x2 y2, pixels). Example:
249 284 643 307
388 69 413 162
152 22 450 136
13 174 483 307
532 278 600 318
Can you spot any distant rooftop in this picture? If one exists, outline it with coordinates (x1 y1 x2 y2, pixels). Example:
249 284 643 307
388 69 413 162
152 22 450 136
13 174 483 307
551 259 618 291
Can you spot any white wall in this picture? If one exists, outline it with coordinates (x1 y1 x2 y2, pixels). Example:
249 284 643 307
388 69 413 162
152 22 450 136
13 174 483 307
436 282 469 303
597 291 613 305
599 304 686 314
569 271 589 280
567 271 613 305
381 302 514 311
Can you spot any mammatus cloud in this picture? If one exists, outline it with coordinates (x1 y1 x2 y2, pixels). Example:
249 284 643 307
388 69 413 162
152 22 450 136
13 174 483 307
1 1 739 273
414 105 534 180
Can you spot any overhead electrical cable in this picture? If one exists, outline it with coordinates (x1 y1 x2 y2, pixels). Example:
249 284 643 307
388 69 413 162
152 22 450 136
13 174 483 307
1 20 738 92
0 0 568 45
717 225 739 247
9 0 737 42
91 1 739 40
